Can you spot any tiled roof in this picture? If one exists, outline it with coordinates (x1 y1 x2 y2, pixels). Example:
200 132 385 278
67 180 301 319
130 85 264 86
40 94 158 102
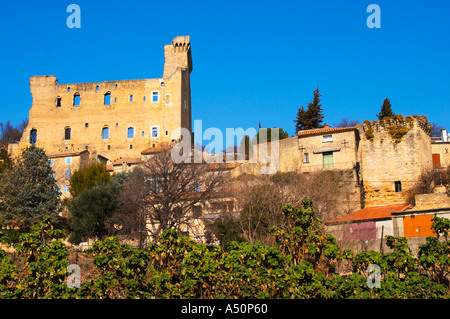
326 203 411 224
297 126 358 138
111 157 143 165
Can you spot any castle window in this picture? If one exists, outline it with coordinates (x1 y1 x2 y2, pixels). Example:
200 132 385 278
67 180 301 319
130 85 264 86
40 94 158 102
49 159 54 167
142 131 145 136
85 123 89 128
65 169 71 179
64 127 71 140
56 96 62 107
143 96 146 102
395 181 402 193
130 144 133 149
102 127 109 139
152 127 158 138
152 92 159 102
323 135 332 142
107 145 111 150
96 85 99 91
114 97 117 103
127 127 135 138
65 157 72 165
67 87 70 92
30 129 37 144
73 93 80 106
115 84 118 88
104 92 111 105
160 82 164 87
130 95 133 102
165 130 168 136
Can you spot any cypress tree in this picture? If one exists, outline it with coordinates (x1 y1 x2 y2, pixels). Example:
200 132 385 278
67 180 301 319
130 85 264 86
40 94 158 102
376 97 395 120
294 87 324 133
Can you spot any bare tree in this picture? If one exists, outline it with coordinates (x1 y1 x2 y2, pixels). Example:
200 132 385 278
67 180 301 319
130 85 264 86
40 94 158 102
121 145 226 242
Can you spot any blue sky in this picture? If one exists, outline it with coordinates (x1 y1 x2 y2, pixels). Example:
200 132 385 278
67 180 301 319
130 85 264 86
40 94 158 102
0 0 449 148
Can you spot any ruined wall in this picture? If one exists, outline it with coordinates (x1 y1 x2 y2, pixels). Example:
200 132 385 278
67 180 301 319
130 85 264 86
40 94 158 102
357 115 433 207
18 36 192 163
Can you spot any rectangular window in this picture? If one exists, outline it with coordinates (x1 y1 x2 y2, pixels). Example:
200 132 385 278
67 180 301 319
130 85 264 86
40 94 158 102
57 185 61 194
130 95 133 102
52 172 56 179
65 157 72 165
152 127 158 137
65 169 71 179
395 181 402 193
127 127 135 138
152 92 159 102
85 123 89 128
322 152 334 169
303 153 309 163
49 159 54 167
323 135 332 142
56 97 62 107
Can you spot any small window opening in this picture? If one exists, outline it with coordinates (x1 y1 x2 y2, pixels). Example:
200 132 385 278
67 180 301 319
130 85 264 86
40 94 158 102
104 92 111 105
130 95 133 102
96 85 99 91
85 123 89 128
152 92 159 102
395 181 402 193
64 127 71 140
30 129 37 144
67 87 70 92
73 94 80 106
56 96 62 107
127 127 134 138
102 127 109 139
152 127 158 137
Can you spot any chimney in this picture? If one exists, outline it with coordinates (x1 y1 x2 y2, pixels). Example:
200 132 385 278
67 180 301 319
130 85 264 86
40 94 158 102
323 124 331 129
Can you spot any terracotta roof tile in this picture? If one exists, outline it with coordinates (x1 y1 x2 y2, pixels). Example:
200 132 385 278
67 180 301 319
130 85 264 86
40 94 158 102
326 203 411 224
297 126 358 138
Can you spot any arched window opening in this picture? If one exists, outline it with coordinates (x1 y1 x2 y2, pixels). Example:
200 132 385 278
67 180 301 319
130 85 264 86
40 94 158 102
102 127 109 139
64 127 71 140
104 92 111 105
73 93 80 106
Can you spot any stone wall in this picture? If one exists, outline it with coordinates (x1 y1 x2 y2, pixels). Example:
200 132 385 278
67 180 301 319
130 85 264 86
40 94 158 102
357 115 433 207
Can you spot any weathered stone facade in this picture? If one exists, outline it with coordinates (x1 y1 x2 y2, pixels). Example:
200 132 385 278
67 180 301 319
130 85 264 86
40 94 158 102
357 115 433 207
17 36 192 163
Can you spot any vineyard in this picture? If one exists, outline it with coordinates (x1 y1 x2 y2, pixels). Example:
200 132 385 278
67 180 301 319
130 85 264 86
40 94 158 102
0 199 449 299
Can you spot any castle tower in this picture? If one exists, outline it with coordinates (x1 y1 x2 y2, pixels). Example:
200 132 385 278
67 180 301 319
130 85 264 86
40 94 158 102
357 115 433 207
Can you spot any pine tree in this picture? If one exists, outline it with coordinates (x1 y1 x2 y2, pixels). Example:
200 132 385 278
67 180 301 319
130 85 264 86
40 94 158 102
376 97 395 120
294 87 325 133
